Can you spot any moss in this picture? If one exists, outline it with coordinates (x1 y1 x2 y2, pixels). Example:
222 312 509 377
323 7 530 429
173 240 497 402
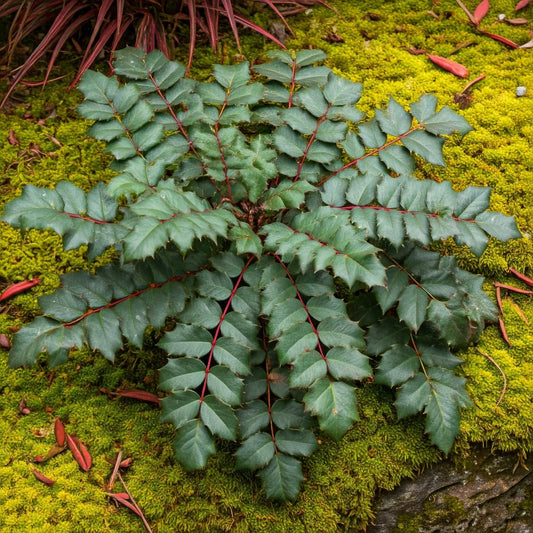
1 0 533 530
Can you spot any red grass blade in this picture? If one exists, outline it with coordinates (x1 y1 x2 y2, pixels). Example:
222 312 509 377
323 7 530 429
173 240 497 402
473 0 490 24
221 0 242 50
426 54 469 77
259 0 294 34
71 19 118 88
187 0 197 75
79 0 114 68
0 279 41 302
233 13 288 48
33 469 55 486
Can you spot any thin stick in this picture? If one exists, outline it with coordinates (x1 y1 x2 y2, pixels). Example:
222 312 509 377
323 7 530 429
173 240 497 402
106 450 122 491
477 348 507 406
117 471 153 533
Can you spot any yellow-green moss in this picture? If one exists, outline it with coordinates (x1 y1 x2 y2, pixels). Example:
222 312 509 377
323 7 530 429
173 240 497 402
1 0 533 530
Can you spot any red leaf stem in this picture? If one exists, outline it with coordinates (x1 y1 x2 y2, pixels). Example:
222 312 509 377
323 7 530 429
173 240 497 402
494 282 533 295
0 279 41 302
288 59 297 109
106 450 123 491
262 327 278 452
108 493 142 517
498 317 512 345
495 285 504 315
332 204 476 224
480 31 520 48
62 266 207 328
455 0 477 25
117 471 153 532
294 105 331 182
509 268 533 287
199 256 254 402
317 125 423 187
273 254 328 364
100 389 161 404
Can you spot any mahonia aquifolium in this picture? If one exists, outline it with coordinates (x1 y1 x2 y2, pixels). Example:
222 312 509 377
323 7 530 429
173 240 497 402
2 48 522 500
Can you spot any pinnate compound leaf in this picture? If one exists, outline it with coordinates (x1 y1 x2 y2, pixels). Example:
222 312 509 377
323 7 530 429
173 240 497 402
326 347 372 382
395 372 431 419
474 212 522 242
84 308 122 361
397 284 429 332
174 419 216 471
304 379 359 440
258 453 303 501
375 97 412 135
271 399 311 430
402 130 445 166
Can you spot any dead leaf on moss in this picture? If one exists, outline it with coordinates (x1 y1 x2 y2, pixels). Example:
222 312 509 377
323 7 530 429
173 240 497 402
18 397 30 415
0 334 10 349
8 130 19 145
32 469 55 486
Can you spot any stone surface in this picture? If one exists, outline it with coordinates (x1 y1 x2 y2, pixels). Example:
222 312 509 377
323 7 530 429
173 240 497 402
368 447 533 532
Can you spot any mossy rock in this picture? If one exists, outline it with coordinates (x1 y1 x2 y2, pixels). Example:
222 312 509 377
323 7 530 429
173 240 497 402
1 0 532 530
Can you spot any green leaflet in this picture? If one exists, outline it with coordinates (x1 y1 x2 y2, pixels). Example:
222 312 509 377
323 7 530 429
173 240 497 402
4 47 523 502
304 379 359 440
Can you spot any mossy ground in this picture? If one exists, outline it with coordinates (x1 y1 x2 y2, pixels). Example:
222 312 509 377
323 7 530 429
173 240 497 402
1 0 532 530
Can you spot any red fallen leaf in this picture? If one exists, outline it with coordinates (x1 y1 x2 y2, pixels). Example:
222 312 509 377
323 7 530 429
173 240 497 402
33 456 44 463
473 0 490 24
120 457 133 468
515 0 531 10
0 334 10 349
509 268 533 286
426 54 469 77
100 388 161 405
54 418 66 447
495 285 504 315
498 317 512 346
67 434 91 471
33 469 55 486
505 17 529 24
8 130 19 146
480 31 520 48
0 279 41 302
107 493 142 517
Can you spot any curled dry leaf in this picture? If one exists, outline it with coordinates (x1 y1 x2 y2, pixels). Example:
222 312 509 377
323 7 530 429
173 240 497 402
515 0 531 10
32 469 55 486
107 492 130 500
0 334 10 349
426 54 470 77
120 457 133 468
67 434 92 471
0 278 41 302
520 37 533 49
18 397 30 415
54 418 66 447
8 130 19 146
473 0 490 24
